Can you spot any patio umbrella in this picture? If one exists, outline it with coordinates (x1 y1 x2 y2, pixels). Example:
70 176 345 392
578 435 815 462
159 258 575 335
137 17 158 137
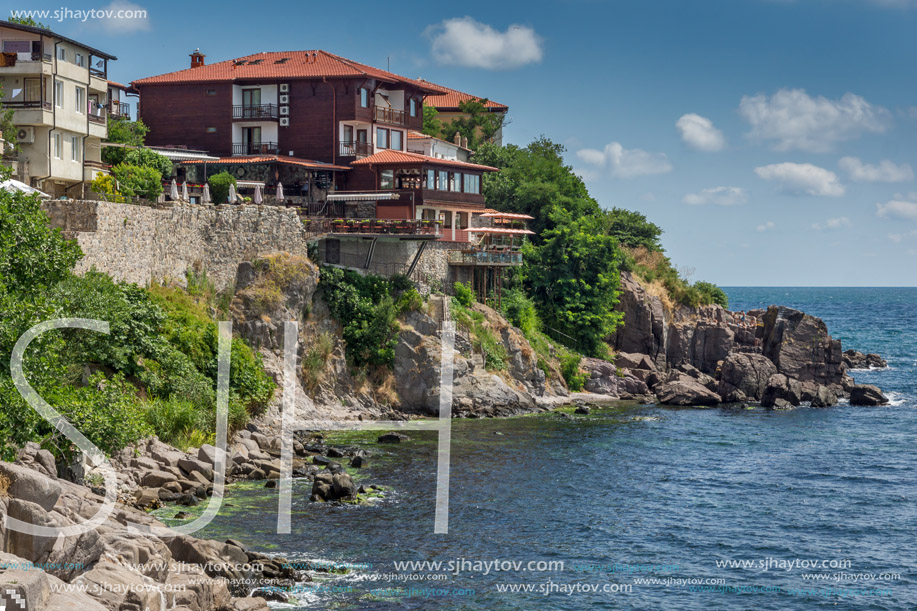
275 182 284 201
181 181 189 201
253 184 263 204
202 183 211 204
169 179 179 200
228 183 237 204
0 179 50 199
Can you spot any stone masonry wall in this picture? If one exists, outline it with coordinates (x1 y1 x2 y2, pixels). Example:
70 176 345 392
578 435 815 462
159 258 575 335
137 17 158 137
42 200 309 291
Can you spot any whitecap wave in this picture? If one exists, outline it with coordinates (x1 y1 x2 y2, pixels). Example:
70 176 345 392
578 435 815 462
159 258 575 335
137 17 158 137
885 392 909 407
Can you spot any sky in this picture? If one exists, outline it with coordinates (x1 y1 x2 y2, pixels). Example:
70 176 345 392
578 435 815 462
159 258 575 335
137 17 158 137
8 0 917 286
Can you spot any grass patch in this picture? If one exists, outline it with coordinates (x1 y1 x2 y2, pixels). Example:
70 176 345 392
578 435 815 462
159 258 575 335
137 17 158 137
451 299 507 371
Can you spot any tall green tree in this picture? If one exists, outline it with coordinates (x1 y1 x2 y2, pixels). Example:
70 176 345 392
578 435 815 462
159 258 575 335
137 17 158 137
102 118 149 166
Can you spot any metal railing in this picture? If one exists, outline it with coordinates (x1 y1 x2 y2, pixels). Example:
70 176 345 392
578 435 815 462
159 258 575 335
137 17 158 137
232 104 279 119
304 218 442 237
88 113 106 124
109 101 130 118
3 100 52 110
339 140 373 157
374 106 406 125
448 249 523 266
232 141 279 155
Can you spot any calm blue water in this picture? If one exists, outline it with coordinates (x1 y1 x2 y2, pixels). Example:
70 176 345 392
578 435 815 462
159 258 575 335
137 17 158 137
195 288 917 610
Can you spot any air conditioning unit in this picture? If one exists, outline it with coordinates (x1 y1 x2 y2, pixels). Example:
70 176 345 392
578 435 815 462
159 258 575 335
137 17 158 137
17 127 35 144
279 94 289 104
279 117 290 127
279 83 289 93
279 106 289 116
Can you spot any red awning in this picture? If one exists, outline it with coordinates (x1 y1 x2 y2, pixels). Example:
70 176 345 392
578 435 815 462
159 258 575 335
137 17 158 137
469 227 535 235
478 212 535 220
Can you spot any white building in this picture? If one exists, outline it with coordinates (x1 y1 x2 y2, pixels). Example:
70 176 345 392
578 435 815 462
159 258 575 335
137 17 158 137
0 20 117 197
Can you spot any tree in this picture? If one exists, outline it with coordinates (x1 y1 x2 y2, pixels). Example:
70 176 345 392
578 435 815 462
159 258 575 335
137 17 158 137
121 147 171 179
422 106 444 139
605 208 663 251
111 163 163 200
208 171 237 204
8 16 50 29
524 206 624 357
102 118 149 166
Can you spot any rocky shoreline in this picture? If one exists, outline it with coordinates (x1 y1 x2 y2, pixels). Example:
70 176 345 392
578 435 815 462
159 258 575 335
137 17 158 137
0 264 892 610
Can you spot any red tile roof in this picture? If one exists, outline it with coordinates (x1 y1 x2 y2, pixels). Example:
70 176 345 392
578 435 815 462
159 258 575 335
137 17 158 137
350 150 498 172
107 80 128 90
132 50 442 94
179 155 350 171
420 83 508 111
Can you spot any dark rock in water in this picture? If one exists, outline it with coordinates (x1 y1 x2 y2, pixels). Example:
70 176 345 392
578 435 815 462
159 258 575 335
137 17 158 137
843 350 887 370
158 489 180 502
655 376 721 406
574 405 591 415
251 587 290 602
849 384 889 406
809 384 838 408
378 432 410 444
556 412 574 420
761 306 844 386
312 455 331 466
264 480 277 489
771 398 793 410
324 462 344 474
174 511 191 519
326 447 345 458
176 493 199 506
761 373 802 408
311 471 356 502
718 353 778 402
350 455 365 468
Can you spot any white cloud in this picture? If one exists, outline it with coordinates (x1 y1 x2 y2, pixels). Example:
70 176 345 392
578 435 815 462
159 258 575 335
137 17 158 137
683 186 747 206
888 230 917 243
812 216 851 230
426 17 543 69
757 221 776 232
876 193 917 221
754 162 845 197
640 192 656 202
739 89 891 152
676 114 726 152
88 1 151 34
838 156 914 183
576 142 672 179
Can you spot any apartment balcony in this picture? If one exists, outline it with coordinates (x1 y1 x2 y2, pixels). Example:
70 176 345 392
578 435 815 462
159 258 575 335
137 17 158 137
374 106 406 126
109 101 130 119
303 217 442 239
88 112 107 125
232 141 279 156
6 100 53 126
3 100 52 110
0 53 52 76
448 249 523 267
339 140 373 158
232 104 279 120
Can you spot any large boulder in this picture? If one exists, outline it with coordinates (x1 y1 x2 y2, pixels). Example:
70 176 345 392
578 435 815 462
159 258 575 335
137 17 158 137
761 306 844 385
761 373 804 408
842 350 887 370
0 461 62 511
613 352 656 371
655 376 721 406
610 272 670 369
718 353 778 402
849 384 889 406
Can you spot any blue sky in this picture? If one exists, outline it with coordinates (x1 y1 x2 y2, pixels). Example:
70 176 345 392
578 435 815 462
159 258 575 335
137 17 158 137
13 0 917 285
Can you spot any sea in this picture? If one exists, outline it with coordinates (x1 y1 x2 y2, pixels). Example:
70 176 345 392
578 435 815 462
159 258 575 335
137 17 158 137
181 287 917 610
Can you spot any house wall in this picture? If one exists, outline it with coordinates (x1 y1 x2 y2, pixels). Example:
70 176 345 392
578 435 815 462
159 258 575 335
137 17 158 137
139 82 234 154
41 200 309 290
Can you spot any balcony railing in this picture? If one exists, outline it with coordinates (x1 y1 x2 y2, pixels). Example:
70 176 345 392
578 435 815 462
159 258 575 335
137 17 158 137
232 141 279 156
233 104 278 120
89 66 106 78
109 101 130 118
3 100 52 110
448 249 523 266
374 106 406 126
339 140 373 157
88 112 106 125
303 218 442 237
84 159 108 170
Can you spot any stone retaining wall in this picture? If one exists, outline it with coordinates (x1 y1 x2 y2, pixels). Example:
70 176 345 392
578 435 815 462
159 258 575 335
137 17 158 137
41 200 309 290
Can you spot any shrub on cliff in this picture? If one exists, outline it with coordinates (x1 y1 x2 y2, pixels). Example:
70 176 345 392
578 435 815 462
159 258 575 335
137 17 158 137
111 163 163 201
208 171 237 204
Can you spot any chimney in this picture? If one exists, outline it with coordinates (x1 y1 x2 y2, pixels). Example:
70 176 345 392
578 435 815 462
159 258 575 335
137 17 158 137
461 136 468 149
312 51 318 63
453 131 461 145
190 48 206 69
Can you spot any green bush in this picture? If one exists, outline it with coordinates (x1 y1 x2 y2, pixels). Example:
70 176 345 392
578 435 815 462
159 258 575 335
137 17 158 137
396 288 423 314
121 148 172 179
208 171 237 204
694 281 729 308
560 353 586 391
453 282 474 307
90 174 126 202
501 288 540 335
111 163 163 200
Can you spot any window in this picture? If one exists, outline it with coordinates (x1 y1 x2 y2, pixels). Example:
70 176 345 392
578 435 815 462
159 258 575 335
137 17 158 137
439 171 448 191
205 88 217 96
75 53 85 67
24 78 41 102
451 172 461 192
360 88 369 108
390 130 402 151
54 80 63 108
426 169 435 189
409 98 417 117
56 46 65 61
75 86 85 113
464 174 480 194
376 127 388 149
2 40 30 54
380 170 394 189
53 133 62 158
71 136 81 162
205 127 217 133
